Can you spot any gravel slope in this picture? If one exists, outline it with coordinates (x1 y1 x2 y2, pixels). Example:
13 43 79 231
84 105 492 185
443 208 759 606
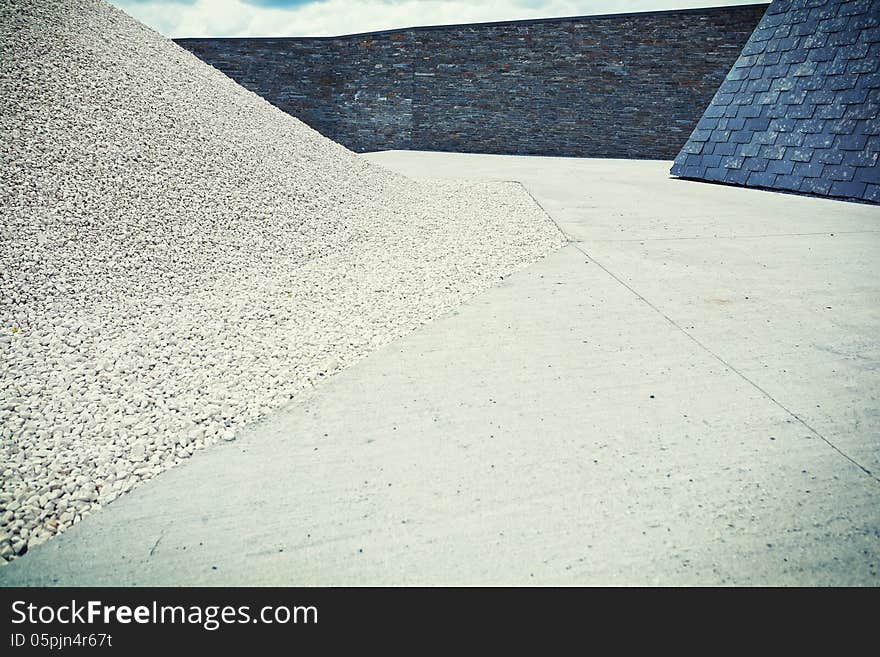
0 0 564 561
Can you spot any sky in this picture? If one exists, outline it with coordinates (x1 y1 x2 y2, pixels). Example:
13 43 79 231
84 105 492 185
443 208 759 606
107 0 766 38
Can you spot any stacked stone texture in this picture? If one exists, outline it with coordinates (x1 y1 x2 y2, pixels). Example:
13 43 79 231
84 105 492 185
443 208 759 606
177 5 767 159
672 0 880 204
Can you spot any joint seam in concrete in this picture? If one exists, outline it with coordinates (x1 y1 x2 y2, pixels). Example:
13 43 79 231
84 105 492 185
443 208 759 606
507 181 575 243
583 230 880 243
569 240 879 485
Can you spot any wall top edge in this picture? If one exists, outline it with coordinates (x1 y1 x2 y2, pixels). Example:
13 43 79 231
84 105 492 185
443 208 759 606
174 3 770 43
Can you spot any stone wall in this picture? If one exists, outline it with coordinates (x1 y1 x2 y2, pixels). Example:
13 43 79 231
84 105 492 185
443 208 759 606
176 5 768 158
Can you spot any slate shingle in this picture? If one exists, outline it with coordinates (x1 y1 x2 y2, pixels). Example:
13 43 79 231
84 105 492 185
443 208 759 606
671 0 880 203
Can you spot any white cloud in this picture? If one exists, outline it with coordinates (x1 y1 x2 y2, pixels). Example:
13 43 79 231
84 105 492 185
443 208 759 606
108 0 766 38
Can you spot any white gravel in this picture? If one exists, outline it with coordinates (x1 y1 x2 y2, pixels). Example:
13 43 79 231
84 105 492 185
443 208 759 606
0 0 564 561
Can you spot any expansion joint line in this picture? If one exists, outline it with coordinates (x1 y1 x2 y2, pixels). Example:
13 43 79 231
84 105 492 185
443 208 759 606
507 181 575 244
570 241 879 485
507 177 876 483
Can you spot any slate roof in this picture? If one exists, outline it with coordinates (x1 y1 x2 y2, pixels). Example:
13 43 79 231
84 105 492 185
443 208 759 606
670 0 880 204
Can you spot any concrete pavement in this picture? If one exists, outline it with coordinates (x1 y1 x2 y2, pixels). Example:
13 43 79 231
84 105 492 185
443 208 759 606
2 153 878 585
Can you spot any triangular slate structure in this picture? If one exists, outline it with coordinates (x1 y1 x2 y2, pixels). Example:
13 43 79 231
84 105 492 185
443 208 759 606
671 0 880 204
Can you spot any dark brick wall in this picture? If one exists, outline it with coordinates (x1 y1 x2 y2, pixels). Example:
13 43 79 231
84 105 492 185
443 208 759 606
672 0 880 204
176 5 768 158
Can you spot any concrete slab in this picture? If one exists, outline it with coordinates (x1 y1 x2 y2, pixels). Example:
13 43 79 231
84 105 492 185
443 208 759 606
581 232 880 475
2 153 878 585
369 151 880 477
364 152 880 242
